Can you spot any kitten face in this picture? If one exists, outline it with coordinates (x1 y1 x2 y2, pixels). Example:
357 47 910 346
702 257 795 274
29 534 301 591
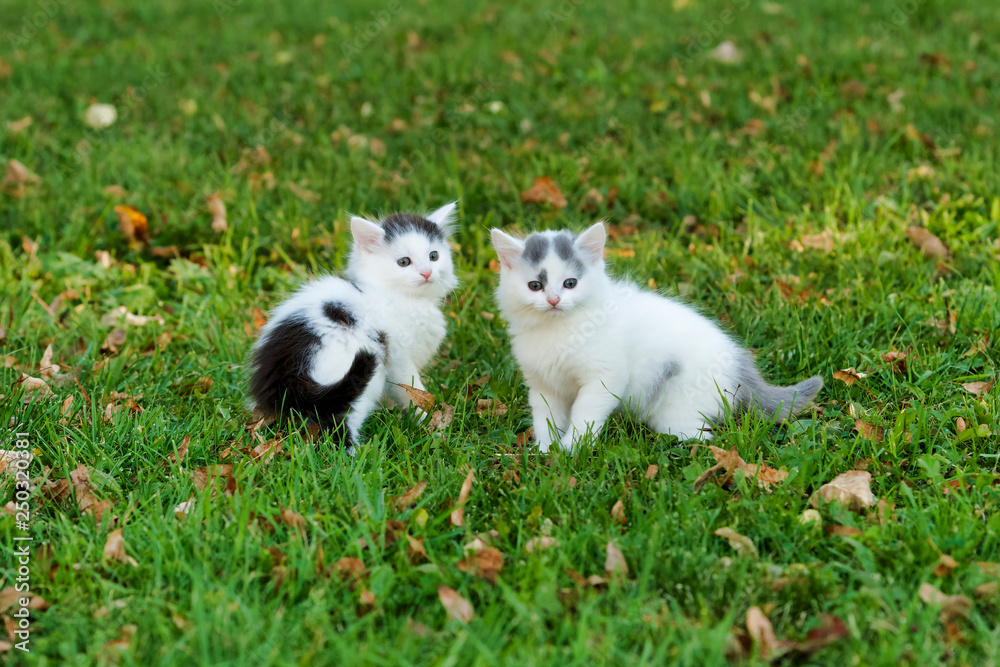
350 203 459 298
491 223 607 319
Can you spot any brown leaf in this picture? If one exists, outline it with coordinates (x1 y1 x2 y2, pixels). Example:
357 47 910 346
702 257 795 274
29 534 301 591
2 159 40 197
457 547 504 584
15 373 52 395
882 351 908 374
100 305 164 327
280 507 307 533
610 499 627 525
604 541 629 576
38 344 60 379
248 438 283 464
395 481 427 509
192 464 235 494
934 554 958 578
428 403 455 430
812 470 876 510
793 615 850 656
450 467 475 527
825 525 863 537
714 527 758 558
525 536 560 553
333 557 367 585
697 445 788 491
206 192 228 233
396 384 435 411
520 176 568 209
976 582 999 599
114 205 150 245
405 535 427 562
918 582 971 622
103 529 137 566
285 181 320 202
101 328 127 354
438 585 474 623
799 229 835 254
174 497 195 519
566 567 608 588
475 398 508 416
644 464 659 480
962 377 995 395
975 562 1000 576
907 226 949 260
854 420 885 443
746 607 779 660
833 367 866 386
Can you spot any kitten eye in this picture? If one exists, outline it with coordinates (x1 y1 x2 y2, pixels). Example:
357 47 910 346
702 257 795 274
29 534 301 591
527 281 543 291
397 257 411 267
429 251 439 261
563 278 578 289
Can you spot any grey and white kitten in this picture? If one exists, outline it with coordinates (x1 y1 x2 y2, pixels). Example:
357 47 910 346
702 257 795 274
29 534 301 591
249 202 459 449
491 222 822 452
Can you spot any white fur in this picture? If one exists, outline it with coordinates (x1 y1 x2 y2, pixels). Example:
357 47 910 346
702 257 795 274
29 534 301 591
492 224 755 452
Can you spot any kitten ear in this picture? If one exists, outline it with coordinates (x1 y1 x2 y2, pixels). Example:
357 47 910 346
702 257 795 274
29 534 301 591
575 222 607 263
350 216 385 253
426 201 458 234
490 229 524 270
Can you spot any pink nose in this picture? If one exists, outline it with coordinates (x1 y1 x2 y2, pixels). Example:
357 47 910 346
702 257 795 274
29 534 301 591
547 295 560 306
420 270 431 280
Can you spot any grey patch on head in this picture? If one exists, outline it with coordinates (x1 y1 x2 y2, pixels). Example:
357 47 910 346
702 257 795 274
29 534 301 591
381 213 445 242
553 232 585 272
659 361 680 385
374 330 389 362
323 302 356 327
523 235 550 265
734 350 824 420
537 269 548 287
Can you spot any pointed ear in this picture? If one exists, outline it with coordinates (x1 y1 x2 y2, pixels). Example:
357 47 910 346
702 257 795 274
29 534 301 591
490 229 524 270
350 216 384 253
426 201 458 234
575 222 606 263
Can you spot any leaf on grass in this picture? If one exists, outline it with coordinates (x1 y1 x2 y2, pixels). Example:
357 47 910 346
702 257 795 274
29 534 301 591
449 467 475 527
192 464 236 496
798 229 835 254
475 398 508 416
826 525 863 537
714 527 758 558
0 450 31 477
854 420 884 443
206 192 227 233
114 205 150 246
438 585 474 623
644 464 659 480
975 562 999 576
934 554 958 578
174 497 195 519
103 529 137 567
395 481 427 509
280 507 307 534
961 377 995 395
248 438 283 464
16 373 52 395
405 535 427 562
976 582 998 599
604 541 629 576
811 470 875 511
882 351 908 374
746 607 779 660
525 536 560 553
918 582 971 622
520 176 567 209
285 181 321 202
101 328 127 354
428 403 455 430
566 567 608 588
907 226 949 260
333 557 368 588
2 159 40 197
39 344 60 379
396 384 435 411
610 499 627 525
695 446 787 492
833 368 866 386
457 547 504 584
100 305 164 327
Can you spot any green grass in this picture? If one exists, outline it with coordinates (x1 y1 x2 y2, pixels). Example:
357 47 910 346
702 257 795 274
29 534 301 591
2 0 999 664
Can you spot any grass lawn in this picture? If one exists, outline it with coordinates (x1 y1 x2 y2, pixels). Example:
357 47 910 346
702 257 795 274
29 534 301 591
2 0 999 663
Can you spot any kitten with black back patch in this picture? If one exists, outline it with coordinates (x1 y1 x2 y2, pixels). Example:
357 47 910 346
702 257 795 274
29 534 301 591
249 202 459 451
491 222 822 452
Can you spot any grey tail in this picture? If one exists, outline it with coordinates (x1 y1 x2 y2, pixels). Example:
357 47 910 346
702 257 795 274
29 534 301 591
737 367 823 421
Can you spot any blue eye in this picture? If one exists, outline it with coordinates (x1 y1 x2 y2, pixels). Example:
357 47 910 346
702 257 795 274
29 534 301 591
563 278 578 289
527 281 543 291
397 257 411 267
429 251 439 261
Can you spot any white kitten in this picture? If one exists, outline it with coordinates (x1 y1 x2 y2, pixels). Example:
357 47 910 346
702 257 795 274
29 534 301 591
249 202 459 450
491 222 822 452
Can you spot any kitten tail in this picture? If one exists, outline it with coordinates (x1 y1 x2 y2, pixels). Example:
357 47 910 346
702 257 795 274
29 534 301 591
740 372 823 421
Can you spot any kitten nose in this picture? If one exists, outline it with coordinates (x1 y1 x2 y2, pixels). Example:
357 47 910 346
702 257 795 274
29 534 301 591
420 270 432 280
547 295 560 306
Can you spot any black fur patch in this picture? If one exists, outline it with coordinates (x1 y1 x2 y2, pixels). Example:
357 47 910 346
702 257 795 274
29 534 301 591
249 317 377 442
553 232 584 272
523 235 550 265
381 213 444 242
323 302 356 327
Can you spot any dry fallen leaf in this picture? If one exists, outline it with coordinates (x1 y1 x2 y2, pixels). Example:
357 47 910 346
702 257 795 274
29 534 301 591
450 467 475 527
475 398 508 416
799 229 836 254
961 377 995 395
695 446 788 492
16 373 52 396
103 529 137 566
644 464 659 480
101 328 127 354
746 607 779 660
174 497 195 519
714 527 758 558
934 554 958 578
907 226 949 260
428 403 455 430
438 585 474 623
710 40 744 64
833 368 867 386
206 192 228 233
882 351 908 374
525 536 560 553
604 541 629 576
919 582 971 622
520 176 567 209
396 384 435 411
812 470 876 511
192 464 236 495
610 499 627 525
854 420 885 443
39 344 60 379
2 159 40 197
405 535 427 561
114 205 150 246
457 547 504 584
396 481 427 509
101 305 164 327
